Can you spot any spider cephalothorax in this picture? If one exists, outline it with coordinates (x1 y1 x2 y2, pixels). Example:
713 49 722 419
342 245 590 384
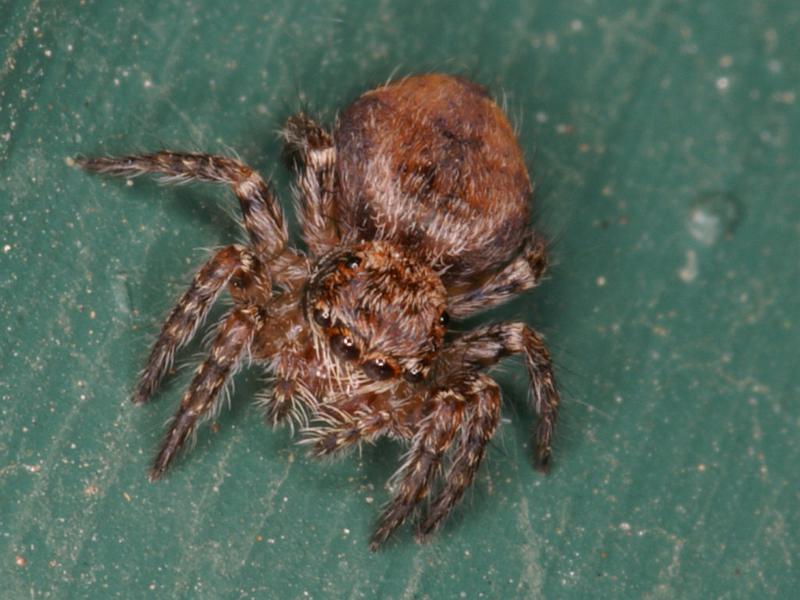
78 73 560 550
305 240 448 383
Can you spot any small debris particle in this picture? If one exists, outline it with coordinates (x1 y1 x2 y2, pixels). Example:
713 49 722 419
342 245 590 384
619 522 632 532
716 76 730 91
556 123 575 135
596 275 606 287
84 485 99 496
697 463 706 472
255 535 263 542
122 491 132 502
15 556 27 567
679 249 698 283
3 244 11 253
365 496 374 504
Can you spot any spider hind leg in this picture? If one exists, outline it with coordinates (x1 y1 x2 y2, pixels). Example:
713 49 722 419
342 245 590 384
77 151 287 259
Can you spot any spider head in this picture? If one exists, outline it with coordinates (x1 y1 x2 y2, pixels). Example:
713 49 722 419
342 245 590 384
305 241 448 384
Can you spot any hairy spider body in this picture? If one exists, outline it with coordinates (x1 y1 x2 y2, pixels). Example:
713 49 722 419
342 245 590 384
78 73 560 550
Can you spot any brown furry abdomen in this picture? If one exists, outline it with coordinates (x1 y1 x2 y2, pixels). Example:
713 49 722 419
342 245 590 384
334 73 531 286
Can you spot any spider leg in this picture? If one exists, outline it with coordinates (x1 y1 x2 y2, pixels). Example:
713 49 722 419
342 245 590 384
444 322 559 472
149 306 260 480
301 408 394 456
282 114 340 255
416 374 501 540
369 387 468 551
77 152 287 259
448 235 548 318
132 245 267 405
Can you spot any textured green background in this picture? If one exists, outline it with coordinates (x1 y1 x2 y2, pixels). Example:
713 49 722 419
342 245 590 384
1 1 798 598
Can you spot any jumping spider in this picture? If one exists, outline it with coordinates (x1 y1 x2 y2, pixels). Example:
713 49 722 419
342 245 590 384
78 74 560 550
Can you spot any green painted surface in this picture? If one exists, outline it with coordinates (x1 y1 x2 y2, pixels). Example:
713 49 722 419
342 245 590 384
1 1 798 598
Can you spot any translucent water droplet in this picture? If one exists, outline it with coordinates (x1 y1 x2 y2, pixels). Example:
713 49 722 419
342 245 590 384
687 192 741 245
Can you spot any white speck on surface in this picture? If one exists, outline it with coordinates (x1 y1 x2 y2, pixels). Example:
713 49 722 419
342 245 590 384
596 275 606 287
619 522 632 532
3 244 11 253
716 77 730 91
679 250 698 283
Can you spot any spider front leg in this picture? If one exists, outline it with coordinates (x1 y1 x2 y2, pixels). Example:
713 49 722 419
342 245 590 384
416 374 501 541
77 151 288 259
370 375 500 550
282 114 340 255
301 408 395 456
446 322 560 471
150 305 261 480
131 245 268 405
448 235 549 318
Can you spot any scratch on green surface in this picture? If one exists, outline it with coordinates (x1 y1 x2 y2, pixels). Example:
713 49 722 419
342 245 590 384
516 496 544 599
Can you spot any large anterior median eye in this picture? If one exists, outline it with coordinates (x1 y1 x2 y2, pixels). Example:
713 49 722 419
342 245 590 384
330 334 360 361
362 358 395 380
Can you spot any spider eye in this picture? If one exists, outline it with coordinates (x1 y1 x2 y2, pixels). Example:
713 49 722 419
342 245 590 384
330 334 360 361
403 363 425 383
362 358 395 381
439 311 450 327
342 253 362 269
313 307 332 327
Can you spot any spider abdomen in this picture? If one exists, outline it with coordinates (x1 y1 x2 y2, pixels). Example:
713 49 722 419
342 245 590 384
335 73 531 286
